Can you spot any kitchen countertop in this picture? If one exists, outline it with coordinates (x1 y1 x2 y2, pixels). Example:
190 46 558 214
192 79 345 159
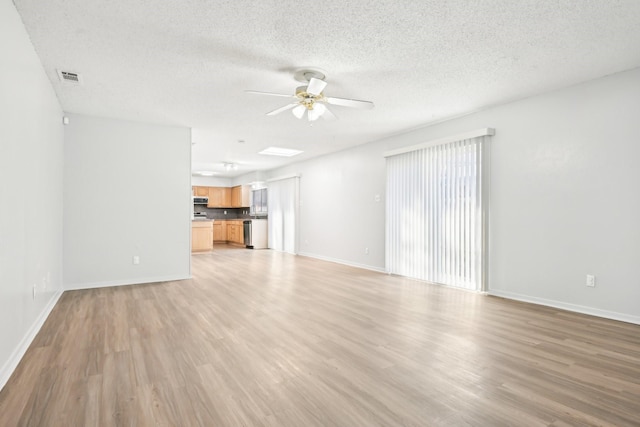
192 218 262 222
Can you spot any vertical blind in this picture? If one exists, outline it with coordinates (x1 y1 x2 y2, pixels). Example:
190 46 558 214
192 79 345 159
385 135 488 291
267 176 299 254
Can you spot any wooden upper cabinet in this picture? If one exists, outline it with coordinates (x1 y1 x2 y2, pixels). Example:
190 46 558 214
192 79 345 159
231 186 241 207
231 185 251 208
194 186 246 207
193 186 209 197
208 187 231 208
241 185 251 207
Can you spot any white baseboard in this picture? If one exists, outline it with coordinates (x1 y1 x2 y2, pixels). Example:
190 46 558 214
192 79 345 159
0 290 63 392
488 289 640 325
297 252 387 274
65 274 190 291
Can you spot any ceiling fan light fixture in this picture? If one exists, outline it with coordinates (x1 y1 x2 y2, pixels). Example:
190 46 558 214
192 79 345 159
292 104 306 119
248 68 374 121
308 108 320 122
223 162 238 171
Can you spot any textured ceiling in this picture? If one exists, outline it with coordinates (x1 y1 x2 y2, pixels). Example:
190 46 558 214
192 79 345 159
13 0 640 177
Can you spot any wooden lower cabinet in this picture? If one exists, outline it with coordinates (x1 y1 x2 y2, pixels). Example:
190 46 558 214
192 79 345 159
213 221 226 242
225 221 245 245
210 220 245 246
191 221 213 252
227 222 237 242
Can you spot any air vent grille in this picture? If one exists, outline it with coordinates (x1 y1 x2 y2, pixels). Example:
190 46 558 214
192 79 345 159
57 70 82 84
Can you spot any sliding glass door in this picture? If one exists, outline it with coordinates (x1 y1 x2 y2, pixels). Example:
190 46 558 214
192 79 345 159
386 134 490 291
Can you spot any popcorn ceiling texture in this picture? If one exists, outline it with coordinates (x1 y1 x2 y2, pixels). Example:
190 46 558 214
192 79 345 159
13 0 640 175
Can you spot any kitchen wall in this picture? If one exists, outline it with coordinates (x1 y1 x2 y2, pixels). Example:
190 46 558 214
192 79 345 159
0 0 64 390
64 114 192 289
265 67 640 323
191 176 232 187
193 207 251 220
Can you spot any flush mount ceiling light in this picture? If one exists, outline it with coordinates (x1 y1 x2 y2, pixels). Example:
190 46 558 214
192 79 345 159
246 68 374 122
223 162 239 171
258 147 304 157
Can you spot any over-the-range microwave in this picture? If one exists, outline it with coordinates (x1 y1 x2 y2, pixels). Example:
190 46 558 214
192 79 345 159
193 196 208 205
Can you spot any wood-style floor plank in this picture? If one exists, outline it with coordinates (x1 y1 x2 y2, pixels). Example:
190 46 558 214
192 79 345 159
1 245 639 426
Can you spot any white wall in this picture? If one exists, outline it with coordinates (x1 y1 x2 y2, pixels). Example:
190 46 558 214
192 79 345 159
63 114 192 289
0 0 64 389
191 176 232 187
267 67 640 323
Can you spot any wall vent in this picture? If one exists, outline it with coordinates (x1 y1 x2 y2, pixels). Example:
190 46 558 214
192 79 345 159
57 70 82 84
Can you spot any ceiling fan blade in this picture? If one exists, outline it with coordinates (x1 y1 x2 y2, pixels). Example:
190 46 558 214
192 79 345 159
313 102 326 114
320 105 337 121
266 103 299 116
325 96 374 109
245 90 296 99
306 78 327 96
292 104 306 119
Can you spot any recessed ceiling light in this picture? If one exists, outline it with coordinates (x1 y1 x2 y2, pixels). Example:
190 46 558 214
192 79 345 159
258 147 304 157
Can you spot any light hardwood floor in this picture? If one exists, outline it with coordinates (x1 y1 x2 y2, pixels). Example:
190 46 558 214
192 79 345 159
1 245 639 426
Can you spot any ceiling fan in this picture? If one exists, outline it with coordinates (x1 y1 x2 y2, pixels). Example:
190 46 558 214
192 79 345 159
245 69 374 122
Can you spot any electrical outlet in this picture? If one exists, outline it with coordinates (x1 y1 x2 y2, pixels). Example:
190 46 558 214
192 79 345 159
133 256 140 265
224 210 227 215
365 247 369 255
586 274 595 287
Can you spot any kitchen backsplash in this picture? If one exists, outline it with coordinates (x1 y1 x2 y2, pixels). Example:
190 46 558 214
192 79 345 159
193 206 254 220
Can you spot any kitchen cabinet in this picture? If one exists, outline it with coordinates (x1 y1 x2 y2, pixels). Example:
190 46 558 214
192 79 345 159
193 185 248 208
226 220 244 245
193 186 209 197
236 221 245 244
213 220 226 242
231 185 251 208
208 187 231 208
191 221 213 252
227 221 237 242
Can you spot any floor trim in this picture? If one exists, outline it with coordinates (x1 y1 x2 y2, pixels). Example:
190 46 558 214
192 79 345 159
297 252 387 274
489 289 640 325
0 290 63 392
64 274 190 291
